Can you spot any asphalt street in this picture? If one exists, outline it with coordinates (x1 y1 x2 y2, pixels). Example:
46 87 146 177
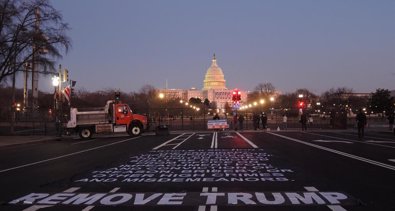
0 130 394 211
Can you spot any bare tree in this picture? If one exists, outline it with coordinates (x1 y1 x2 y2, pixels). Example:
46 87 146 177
255 82 276 95
0 0 71 82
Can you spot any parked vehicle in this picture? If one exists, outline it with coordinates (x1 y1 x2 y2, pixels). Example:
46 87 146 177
65 94 147 139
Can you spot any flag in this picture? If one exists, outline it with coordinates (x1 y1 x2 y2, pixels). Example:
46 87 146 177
63 85 71 104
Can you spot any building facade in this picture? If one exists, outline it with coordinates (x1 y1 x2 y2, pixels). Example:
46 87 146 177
159 54 247 111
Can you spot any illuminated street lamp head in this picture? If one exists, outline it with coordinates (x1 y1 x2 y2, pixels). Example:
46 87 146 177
180 100 183 103
158 93 165 99
253 102 258 106
52 76 60 87
260 99 265 104
298 94 304 98
270 97 275 102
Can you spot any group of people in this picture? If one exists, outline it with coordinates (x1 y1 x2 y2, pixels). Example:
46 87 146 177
212 109 395 137
299 113 315 131
252 112 268 130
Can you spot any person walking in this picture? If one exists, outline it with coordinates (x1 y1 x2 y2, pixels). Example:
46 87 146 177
253 113 260 130
238 114 245 131
356 110 367 140
282 114 288 130
300 113 307 131
233 114 238 131
308 115 313 127
261 112 268 130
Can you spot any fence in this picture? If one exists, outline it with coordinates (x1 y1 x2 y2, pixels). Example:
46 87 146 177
0 109 391 135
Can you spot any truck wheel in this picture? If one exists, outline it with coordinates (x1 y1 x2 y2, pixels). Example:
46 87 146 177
129 124 142 137
79 128 93 140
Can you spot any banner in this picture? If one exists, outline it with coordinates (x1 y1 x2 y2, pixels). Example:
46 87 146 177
63 85 71 104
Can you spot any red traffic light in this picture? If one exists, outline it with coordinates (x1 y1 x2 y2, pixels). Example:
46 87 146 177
232 89 241 102
298 101 304 108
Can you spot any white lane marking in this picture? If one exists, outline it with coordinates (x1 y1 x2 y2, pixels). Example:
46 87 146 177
328 205 348 211
82 206 94 211
23 205 53 211
307 132 395 149
210 132 217 149
313 140 353 144
71 139 96 145
64 187 81 193
110 187 120 193
304 186 319 192
198 205 206 211
0 136 141 174
172 133 196 149
214 132 218 148
268 132 395 171
366 140 395 144
389 159 395 163
152 133 185 150
198 187 209 211
235 132 258 148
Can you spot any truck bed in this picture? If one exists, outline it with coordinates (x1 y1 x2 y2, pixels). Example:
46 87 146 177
76 111 109 125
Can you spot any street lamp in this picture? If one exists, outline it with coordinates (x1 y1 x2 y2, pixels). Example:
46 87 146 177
52 76 60 87
259 99 265 105
158 93 165 99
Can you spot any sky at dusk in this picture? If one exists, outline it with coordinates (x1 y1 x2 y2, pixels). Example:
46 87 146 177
33 0 395 94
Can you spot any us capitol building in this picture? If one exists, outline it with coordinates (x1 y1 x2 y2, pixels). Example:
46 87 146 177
159 54 247 111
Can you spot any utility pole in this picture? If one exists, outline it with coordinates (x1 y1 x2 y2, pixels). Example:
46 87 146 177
31 8 40 113
23 63 29 110
10 60 16 134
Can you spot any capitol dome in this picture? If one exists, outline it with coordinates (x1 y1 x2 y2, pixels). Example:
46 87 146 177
203 54 227 90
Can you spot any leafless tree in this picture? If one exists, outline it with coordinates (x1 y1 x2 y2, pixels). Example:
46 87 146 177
255 82 276 95
0 0 71 82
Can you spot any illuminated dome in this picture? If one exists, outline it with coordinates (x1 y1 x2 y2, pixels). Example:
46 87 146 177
203 54 227 90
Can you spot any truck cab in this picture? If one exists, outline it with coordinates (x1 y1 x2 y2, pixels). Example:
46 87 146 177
112 103 147 136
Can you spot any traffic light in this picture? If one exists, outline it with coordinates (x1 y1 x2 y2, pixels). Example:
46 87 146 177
232 91 237 102
298 101 305 108
115 91 121 102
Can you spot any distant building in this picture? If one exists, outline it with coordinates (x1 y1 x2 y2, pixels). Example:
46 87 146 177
159 54 247 111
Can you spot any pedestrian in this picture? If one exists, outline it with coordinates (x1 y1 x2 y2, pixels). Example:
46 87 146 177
356 110 367 140
233 114 238 130
252 113 259 130
261 112 267 129
308 115 313 126
282 114 288 130
238 114 245 130
387 112 394 131
300 113 307 131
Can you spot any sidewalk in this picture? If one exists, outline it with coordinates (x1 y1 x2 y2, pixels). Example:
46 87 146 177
0 136 60 147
